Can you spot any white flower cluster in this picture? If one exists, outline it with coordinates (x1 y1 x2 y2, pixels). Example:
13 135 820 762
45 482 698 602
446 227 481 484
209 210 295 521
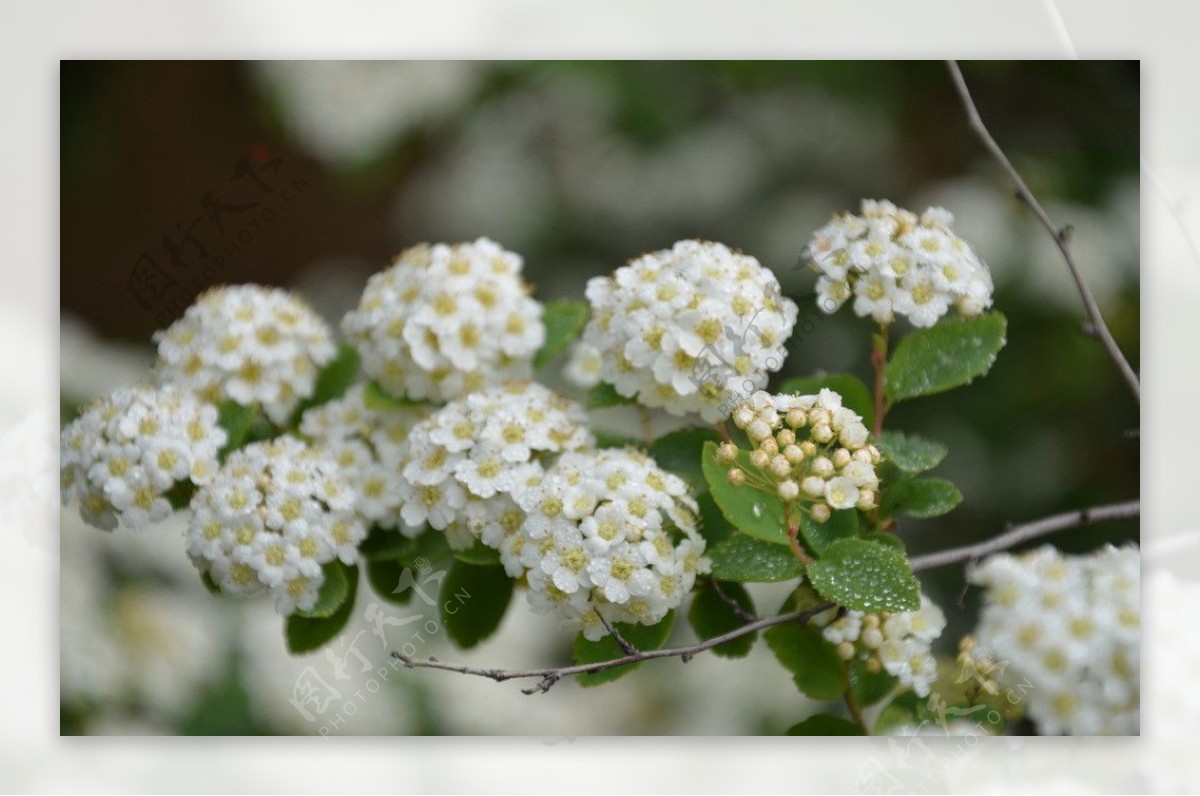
299 384 430 530
186 436 367 616
511 448 709 641
153 285 337 424
806 199 994 327
61 385 227 531
341 238 545 403
969 544 1140 735
580 239 797 422
719 389 880 522
816 595 947 698
397 382 593 551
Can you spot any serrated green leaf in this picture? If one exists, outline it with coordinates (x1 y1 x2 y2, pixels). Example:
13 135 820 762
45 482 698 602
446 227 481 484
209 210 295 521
764 623 845 700
779 373 875 431
696 492 734 546
452 539 502 567
216 400 255 459
441 561 513 649
288 343 360 427
885 312 1007 402
574 612 675 687
358 526 451 567
877 430 948 473
586 383 637 409
881 477 963 519
295 560 353 619
708 534 805 582
649 427 722 492
535 300 589 368
785 713 864 735
799 508 858 557
363 380 428 410
363 558 413 605
701 441 789 545
806 538 921 612
286 565 359 654
849 657 899 707
688 581 757 658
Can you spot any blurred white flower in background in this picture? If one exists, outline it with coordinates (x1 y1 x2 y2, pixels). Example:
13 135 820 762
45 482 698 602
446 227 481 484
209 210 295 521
253 61 482 168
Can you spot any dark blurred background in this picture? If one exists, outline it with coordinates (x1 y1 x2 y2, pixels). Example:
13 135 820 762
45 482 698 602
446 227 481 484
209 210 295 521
60 61 1139 735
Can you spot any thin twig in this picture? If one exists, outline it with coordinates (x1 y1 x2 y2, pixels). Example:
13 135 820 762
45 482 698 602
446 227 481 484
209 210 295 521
392 602 834 695
945 60 1140 401
596 611 638 656
908 499 1139 572
710 578 757 623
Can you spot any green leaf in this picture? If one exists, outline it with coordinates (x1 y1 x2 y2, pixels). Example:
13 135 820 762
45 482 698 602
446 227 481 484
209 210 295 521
695 492 734 546
708 534 805 582
687 581 757 658
295 560 353 619
534 300 589 368
358 526 451 568
452 539 502 567
785 713 864 735
649 427 722 492
806 538 921 612
877 430 948 473
862 532 907 553
798 508 858 557
363 379 427 410
701 441 788 545
573 612 675 687
216 400 255 458
199 570 222 595
287 343 360 427
764 623 845 700
364 558 413 605
881 477 963 519
849 657 899 707
441 561 514 649
779 373 875 431
594 431 644 449
885 311 1007 402
586 383 636 409
286 564 359 654
165 479 197 510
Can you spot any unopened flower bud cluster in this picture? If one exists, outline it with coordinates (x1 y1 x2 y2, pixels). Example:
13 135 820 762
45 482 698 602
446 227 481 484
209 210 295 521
153 285 337 424
969 544 1139 735
807 199 994 328
341 237 545 403
186 436 367 616
299 383 431 531
579 239 797 423
512 448 709 640
816 594 947 698
397 382 593 551
719 389 880 522
61 384 227 531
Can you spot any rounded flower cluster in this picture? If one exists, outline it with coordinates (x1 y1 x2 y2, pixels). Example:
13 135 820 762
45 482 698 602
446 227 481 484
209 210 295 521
816 595 946 697
299 384 431 530
969 544 1140 735
153 285 337 424
580 239 797 423
61 385 227 531
718 389 880 523
186 436 368 616
341 238 545 403
397 382 593 551
806 199 994 327
511 448 709 640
